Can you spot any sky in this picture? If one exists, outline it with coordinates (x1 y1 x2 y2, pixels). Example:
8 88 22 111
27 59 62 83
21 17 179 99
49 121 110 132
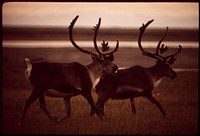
2 2 199 29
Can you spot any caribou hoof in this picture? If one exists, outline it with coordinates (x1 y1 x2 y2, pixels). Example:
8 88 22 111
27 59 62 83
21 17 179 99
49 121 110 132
90 113 95 117
51 116 60 122
99 114 106 120
163 114 170 120
17 122 22 126
55 116 71 122
56 118 62 122
101 115 106 120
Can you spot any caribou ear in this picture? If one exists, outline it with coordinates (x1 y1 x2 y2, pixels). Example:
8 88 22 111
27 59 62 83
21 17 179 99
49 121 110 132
90 53 97 60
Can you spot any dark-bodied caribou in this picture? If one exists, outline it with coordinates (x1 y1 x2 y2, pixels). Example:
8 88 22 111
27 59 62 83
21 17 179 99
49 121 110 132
91 19 182 119
20 15 119 124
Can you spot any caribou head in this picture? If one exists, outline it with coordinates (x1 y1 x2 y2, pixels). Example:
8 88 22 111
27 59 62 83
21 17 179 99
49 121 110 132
138 19 182 80
69 15 119 75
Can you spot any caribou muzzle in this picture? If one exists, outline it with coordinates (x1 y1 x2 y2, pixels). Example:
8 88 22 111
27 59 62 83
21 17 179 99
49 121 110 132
170 72 176 80
112 64 118 73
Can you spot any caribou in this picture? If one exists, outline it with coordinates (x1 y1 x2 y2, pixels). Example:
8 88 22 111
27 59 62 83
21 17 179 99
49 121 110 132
20 15 119 124
91 19 182 119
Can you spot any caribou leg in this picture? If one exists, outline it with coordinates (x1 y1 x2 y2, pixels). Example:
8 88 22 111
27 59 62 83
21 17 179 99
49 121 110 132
146 93 169 119
90 97 107 116
39 94 60 121
83 92 103 119
130 97 136 114
64 96 71 118
96 99 106 116
20 88 39 125
52 96 72 122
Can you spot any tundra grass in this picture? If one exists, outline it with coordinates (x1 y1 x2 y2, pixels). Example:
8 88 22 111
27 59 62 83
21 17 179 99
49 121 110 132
2 47 198 134
2 71 198 134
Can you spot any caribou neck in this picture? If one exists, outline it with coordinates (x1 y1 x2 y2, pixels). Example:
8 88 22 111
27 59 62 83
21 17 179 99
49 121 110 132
86 61 102 81
147 64 163 82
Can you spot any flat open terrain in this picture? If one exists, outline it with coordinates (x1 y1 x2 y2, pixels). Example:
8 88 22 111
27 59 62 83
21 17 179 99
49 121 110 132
3 26 198 42
2 47 198 134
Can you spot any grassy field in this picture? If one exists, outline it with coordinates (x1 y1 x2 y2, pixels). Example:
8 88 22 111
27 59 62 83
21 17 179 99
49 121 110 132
2 47 198 134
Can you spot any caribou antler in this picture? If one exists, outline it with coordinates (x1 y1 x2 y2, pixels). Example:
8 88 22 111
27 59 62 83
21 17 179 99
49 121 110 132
101 41 109 52
138 19 182 65
69 15 119 59
93 18 119 56
164 45 182 64
68 15 97 56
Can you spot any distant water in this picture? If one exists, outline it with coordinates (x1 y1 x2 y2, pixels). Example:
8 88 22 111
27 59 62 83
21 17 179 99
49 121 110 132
2 45 198 69
2 40 198 48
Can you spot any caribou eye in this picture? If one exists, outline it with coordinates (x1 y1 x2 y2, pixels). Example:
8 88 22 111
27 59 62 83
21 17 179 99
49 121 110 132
103 60 109 65
91 54 98 60
103 54 114 62
167 56 176 65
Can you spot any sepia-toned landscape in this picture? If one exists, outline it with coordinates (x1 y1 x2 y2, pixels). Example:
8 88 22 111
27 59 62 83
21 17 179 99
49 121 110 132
2 2 198 134
2 24 199 134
